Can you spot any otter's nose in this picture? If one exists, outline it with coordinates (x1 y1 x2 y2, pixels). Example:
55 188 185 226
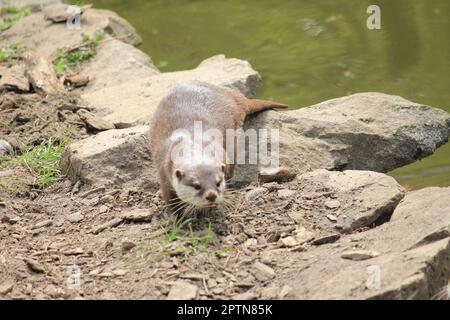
205 192 218 202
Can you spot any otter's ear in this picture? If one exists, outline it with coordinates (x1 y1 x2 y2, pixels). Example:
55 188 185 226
175 169 184 181
221 164 226 173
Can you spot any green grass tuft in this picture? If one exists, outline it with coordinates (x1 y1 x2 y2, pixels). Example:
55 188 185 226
0 6 30 32
0 43 26 63
1 130 74 188
53 30 105 74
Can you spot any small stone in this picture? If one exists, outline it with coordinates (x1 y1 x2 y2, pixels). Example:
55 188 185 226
252 262 275 282
32 219 53 229
63 247 84 256
325 200 341 209
66 212 84 223
121 240 136 252
25 258 45 273
341 250 380 261
243 238 258 248
80 187 105 199
232 291 258 300
294 227 315 244
167 281 198 300
121 209 155 223
211 287 225 295
99 194 115 204
91 218 123 234
112 269 128 276
207 279 218 288
257 235 267 245
0 139 13 156
258 166 296 183
0 281 14 295
278 236 298 247
277 189 296 198
245 187 267 203
327 214 338 222
89 268 101 276
312 234 341 246
65 73 90 88
98 272 114 278
1 214 21 224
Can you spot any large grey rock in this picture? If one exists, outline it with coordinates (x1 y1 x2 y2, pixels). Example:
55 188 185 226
295 169 406 233
240 93 450 181
81 54 261 127
60 126 157 190
2 5 141 59
280 187 450 299
79 39 159 94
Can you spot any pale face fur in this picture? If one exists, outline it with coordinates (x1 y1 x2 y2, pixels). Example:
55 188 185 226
172 160 226 208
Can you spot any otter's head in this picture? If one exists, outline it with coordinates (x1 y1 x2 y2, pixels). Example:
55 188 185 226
172 161 226 208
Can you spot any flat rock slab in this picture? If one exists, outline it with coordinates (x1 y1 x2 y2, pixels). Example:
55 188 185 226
81 54 261 127
239 92 450 182
60 125 157 190
274 187 450 299
0 63 29 93
297 169 406 233
167 281 198 300
2 6 141 59
78 38 160 94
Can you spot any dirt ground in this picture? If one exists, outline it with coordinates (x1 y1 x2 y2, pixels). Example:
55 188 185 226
0 90 354 300
2 90 449 300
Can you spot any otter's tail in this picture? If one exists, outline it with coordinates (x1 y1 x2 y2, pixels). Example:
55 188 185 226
246 99 288 115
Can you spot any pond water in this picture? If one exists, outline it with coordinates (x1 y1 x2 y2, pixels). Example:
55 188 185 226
91 0 450 189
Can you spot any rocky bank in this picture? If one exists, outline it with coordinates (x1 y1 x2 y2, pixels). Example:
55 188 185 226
0 1 449 300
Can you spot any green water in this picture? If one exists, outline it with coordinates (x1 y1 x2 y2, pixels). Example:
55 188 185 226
91 0 450 189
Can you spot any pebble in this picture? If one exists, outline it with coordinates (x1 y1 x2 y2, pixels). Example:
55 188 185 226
294 227 315 244
32 219 53 229
0 281 14 295
66 212 84 223
327 214 338 222
278 236 298 247
312 233 341 246
80 187 105 199
207 278 218 288
1 214 21 224
243 238 258 248
245 187 267 203
277 189 296 198
25 258 45 273
63 247 84 255
325 200 341 209
0 139 12 156
211 287 225 295
99 194 115 204
121 209 155 223
252 262 275 282
341 250 380 261
232 291 258 300
112 269 128 276
258 166 297 183
121 240 136 252
167 281 198 300
91 218 123 234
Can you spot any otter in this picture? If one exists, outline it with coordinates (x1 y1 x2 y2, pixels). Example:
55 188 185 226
150 80 287 212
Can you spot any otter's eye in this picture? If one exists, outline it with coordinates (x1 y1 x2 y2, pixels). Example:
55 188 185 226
216 181 221 187
193 184 201 190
